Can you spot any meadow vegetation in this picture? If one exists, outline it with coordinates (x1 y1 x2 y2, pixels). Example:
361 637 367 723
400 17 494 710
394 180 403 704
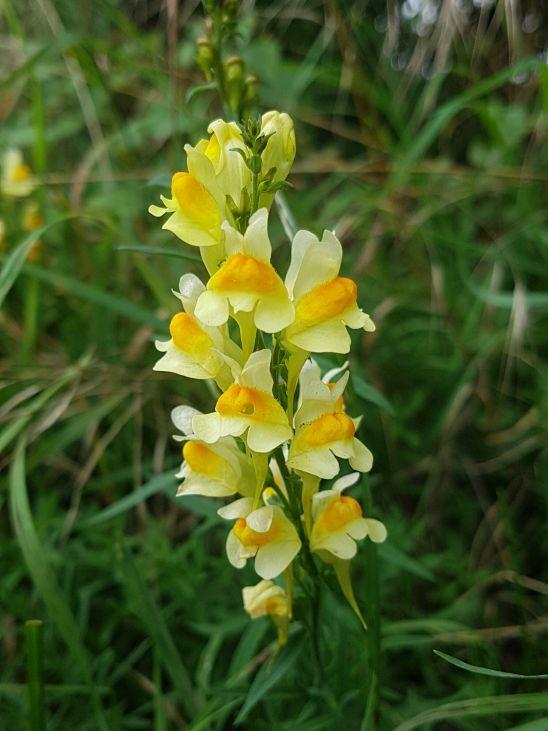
0 1 547 729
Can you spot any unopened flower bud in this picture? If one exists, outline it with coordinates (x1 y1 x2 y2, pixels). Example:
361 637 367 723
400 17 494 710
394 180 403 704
225 55 245 114
244 74 259 105
196 37 214 80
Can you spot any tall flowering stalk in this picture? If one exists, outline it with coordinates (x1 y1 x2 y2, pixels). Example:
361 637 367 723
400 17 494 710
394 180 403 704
149 112 386 648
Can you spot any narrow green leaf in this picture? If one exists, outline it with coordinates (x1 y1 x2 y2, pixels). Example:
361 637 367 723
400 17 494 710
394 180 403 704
235 639 304 723
9 438 109 731
434 650 548 680
352 374 395 416
83 472 176 527
393 693 548 731
22 262 162 327
119 546 195 719
0 216 71 307
117 244 202 262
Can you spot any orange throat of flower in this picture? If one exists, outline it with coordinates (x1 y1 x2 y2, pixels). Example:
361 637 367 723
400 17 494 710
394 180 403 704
294 412 355 450
294 277 357 329
216 383 286 424
314 496 362 537
171 172 220 233
183 441 225 478
208 253 283 295
233 517 277 548
169 312 215 362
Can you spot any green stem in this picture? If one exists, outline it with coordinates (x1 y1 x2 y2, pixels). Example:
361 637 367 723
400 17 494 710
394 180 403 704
362 481 381 729
25 620 46 731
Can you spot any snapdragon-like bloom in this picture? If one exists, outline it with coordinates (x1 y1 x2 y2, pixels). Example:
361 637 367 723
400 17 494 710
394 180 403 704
171 406 255 498
219 497 301 579
148 119 246 252
287 361 373 479
154 273 236 388
194 208 294 333
242 579 289 619
284 229 375 353
193 349 292 453
1 149 36 197
310 473 387 559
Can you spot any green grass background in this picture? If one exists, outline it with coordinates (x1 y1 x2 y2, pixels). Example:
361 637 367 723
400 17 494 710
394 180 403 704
1 1 547 728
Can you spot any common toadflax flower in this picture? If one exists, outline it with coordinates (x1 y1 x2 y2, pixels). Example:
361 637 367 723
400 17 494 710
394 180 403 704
149 109 384 646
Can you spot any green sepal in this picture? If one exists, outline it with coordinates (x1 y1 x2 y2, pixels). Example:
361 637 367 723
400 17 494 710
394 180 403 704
333 557 367 630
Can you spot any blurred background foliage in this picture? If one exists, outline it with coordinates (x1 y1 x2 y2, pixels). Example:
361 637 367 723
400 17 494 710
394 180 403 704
0 0 547 729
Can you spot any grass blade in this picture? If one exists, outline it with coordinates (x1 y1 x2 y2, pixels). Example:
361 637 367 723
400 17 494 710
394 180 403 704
434 650 548 680
9 437 109 731
393 693 548 731
25 620 45 731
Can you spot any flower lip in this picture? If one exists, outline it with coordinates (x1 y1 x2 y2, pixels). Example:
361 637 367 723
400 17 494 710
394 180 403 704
208 253 283 294
216 384 286 423
183 440 224 477
233 517 277 547
314 495 362 536
169 312 214 357
294 276 357 328
171 172 221 231
294 412 355 450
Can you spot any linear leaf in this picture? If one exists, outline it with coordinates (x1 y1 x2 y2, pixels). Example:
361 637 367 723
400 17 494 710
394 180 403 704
8 438 109 731
434 650 548 680
393 693 548 731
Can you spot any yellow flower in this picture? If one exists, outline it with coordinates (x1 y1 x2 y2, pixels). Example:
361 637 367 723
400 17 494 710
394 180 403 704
310 473 387 560
171 405 255 498
194 208 294 333
242 579 290 645
287 360 373 479
21 202 44 231
153 273 236 387
218 497 301 578
242 579 289 619
1 149 37 197
193 349 292 453
148 120 248 256
259 111 296 200
284 229 375 353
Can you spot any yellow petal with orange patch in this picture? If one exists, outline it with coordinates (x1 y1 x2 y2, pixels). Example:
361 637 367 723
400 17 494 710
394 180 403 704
208 253 283 295
171 172 221 231
313 496 362 538
233 517 278 547
169 312 215 362
216 384 287 425
294 277 357 328
294 412 355 450
183 440 225 478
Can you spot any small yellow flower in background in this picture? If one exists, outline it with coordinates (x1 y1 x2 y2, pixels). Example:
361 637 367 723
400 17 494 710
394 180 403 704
22 202 44 231
243 579 290 645
154 273 236 388
219 497 301 578
192 349 292 453
310 473 387 560
195 208 294 333
287 360 373 479
1 149 37 197
284 229 375 354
